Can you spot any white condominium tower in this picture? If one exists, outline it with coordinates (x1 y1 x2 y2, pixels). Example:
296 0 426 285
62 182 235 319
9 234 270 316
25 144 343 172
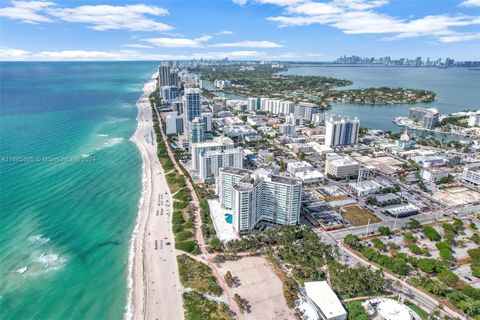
191 137 243 181
218 167 302 234
324 115 360 146
199 148 243 181
191 137 235 171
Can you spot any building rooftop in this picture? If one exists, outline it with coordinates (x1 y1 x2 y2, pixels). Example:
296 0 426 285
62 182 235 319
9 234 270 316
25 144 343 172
304 281 347 319
191 136 233 148
220 167 251 176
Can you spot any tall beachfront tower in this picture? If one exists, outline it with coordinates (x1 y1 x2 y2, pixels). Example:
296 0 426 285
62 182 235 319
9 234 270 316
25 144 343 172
324 115 360 147
183 88 202 123
158 65 171 87
218 167 302 234
189 117 205 144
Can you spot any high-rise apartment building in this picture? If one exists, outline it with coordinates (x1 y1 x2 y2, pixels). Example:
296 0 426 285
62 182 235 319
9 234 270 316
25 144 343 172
408 107 439 129
158 64 179 87
165 111 184 135
183 88 202 123
189 117 205 144
324 115 360 146
160 86 180 103
198 147 243 181
218 167 302 234
191 137 235 172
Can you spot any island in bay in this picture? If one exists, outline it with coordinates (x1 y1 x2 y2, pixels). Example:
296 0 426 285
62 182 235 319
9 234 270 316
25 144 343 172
194 65 436 107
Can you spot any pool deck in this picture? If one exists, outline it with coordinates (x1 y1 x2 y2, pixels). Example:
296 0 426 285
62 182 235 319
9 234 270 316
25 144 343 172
208 199 239 243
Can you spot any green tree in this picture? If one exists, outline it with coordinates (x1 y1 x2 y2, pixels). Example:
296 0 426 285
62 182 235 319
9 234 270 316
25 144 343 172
378 226 391 236
224 271 234 288
423 226 441 241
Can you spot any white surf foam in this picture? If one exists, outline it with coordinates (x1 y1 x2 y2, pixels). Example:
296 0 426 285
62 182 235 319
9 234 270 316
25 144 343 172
32 251 67 272
93 137 125 152
16 266 28 274
28 234 50 245
124 71 157 320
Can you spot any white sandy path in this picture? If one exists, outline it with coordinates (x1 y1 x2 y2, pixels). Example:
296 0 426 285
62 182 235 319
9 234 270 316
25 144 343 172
127 73 184 320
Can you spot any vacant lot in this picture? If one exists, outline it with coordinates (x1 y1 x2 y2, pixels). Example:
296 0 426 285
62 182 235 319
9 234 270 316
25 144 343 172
217 256 294 320
352 155 403 175
432 186 480 206
338 205 381 226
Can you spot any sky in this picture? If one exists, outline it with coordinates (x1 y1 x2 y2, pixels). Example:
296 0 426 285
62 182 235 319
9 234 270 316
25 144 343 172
0 0 479 61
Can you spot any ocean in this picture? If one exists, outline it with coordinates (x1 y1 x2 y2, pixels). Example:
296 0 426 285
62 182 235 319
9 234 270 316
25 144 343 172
0 62 478 319
0 62 156 319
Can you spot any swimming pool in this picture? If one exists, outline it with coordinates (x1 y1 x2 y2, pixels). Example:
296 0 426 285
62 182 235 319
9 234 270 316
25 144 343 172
225 213 233 224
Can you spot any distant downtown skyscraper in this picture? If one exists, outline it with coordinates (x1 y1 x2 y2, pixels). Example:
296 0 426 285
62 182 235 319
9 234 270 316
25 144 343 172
324 115 360 146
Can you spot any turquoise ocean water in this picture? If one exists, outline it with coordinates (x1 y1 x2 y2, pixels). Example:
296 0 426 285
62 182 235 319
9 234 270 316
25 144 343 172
0 62 156 319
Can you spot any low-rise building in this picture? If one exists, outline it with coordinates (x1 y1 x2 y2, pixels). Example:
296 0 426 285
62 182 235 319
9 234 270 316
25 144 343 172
421 168 452 183
224 125 257 139
385 203 419 217
325 155 359 179
373 193 402 207
295 170 324 184
347 180 382 196
287 161 314 175
309 142 334 155
302 281 347 320
462 163 480 187
414 155 448 168
286 143 313 154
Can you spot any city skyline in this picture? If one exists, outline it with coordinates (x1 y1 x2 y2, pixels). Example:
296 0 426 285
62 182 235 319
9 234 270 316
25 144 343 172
0 0 479 61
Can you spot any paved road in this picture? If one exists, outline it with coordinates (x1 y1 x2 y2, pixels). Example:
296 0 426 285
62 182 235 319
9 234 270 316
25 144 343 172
328 203 480 240
130 78 184 320
314 228 467 319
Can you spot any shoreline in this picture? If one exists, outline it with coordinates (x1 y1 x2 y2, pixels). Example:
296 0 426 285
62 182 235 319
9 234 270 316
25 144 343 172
125 72 184 320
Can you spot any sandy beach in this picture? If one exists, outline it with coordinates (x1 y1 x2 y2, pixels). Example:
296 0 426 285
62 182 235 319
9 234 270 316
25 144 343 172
127 73 184 320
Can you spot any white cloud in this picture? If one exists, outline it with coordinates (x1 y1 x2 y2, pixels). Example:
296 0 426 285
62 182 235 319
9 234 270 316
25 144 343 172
122 44 153 49
232 0 248 5
0 0 55 23
262 0 480 42
0 47 272 61
210 40 284 48
0 47 31 60
0 1 172 31
219 30 234 35
192 50 267 59
33 50 128 60
437 32 480 43
142 36 212 48
460 0 480 7
48 4 171 31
